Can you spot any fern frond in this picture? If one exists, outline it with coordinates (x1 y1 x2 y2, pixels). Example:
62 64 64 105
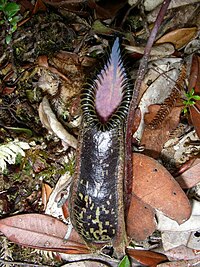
147 64 186 129
0 140 30 172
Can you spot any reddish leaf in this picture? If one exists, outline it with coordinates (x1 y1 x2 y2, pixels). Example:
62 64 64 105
127 248 167 266
189 104 200 138
175 159 200 189
127 195 156 241
132 153 191 224
0 214 89 254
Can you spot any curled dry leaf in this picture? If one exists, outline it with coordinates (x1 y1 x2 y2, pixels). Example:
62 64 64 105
126 194 156 241
39 96 77 149
156 27 198 50
45 172 72 220
132 153 191 224
0 214 89 254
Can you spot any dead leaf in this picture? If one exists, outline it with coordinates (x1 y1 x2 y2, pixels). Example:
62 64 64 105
132 153 191 224
157 200 200 232
125 43 175 57
32 0 47 14
87 0 127 20
126 194 156 241
38 96 77 149
175 159 200 189
141 106 182 158
62 261 110 267
189 104 200 139
0 214 89 254
157 258 200 266
42 183 53 209
127 248 167 266
156 27 198 50
134 59 182 141
160 231 199 251
155 245 200 261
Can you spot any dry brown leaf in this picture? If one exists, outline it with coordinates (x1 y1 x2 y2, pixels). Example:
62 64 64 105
141 106 182 158
157 258 200 267
127 248 167 266
189 104 200 139
62 261 110 267
87 0 127 20
175 159 200 189
42 183 53 209
154 245 200 261
132 153 191 224
39 96 77 149
126 195 156 241
143 104 160 124
125 43 175 57
0 214 89 254
157 199 200 232
156 27 198 50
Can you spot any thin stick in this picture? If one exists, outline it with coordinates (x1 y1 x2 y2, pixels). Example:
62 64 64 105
125 0 172 212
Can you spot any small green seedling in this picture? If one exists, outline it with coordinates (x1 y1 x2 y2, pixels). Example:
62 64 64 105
183 88 200 114
0 0 20 44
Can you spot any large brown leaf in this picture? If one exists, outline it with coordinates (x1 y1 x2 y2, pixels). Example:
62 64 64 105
0 214 89 254
132 153 191 224
126 195 156 241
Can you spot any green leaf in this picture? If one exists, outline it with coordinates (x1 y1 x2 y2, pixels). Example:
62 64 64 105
0 19 5 24
5 34 11 44
118 255 131 267
0 0 7 10
192 95 200 101
9 15 20 25
4 2 20 18
183 107 188 114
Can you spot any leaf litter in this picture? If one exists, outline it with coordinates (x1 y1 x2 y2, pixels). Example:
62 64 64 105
0 0 200 266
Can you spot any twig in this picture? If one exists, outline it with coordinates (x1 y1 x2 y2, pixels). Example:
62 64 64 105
124 0 172 212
